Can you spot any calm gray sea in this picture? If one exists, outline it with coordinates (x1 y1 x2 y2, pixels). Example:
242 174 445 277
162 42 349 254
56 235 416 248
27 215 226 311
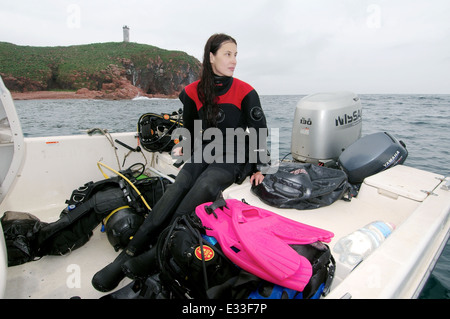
14 94 450 299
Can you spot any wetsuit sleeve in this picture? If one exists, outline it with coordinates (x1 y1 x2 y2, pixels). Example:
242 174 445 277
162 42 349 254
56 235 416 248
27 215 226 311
179 89 199 156
241 89 270 173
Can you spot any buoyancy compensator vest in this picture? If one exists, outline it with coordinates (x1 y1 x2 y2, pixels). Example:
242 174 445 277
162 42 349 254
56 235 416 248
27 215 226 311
1 163 172 266
1 178 127 265
40 163 173 256
37 176 138 257
156 213 241 299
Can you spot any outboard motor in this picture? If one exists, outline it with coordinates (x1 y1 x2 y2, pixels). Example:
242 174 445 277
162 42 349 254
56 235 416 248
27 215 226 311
291 92 362 165
338 132 408 184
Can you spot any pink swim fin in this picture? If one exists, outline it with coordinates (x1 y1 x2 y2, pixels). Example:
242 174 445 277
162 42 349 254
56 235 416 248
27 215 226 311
195 199 334 291
231 202 333 280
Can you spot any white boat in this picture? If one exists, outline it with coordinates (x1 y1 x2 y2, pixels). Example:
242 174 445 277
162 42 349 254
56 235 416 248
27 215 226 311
1 76 449 299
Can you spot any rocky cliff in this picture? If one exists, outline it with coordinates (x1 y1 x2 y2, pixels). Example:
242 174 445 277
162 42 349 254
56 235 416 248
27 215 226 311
0 42 201 99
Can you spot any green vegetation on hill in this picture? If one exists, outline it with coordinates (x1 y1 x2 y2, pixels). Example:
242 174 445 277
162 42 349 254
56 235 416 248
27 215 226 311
0 41 200 92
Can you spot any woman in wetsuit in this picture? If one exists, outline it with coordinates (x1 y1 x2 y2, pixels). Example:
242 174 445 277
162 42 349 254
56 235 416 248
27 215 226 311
92 33 269 292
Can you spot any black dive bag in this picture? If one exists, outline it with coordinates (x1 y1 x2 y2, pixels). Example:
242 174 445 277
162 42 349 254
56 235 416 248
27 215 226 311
252 162 352 210
1 212 47 266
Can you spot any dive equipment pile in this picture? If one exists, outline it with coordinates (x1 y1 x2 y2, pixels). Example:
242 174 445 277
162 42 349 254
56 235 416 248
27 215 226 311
102 198 336 299
1 162 172 266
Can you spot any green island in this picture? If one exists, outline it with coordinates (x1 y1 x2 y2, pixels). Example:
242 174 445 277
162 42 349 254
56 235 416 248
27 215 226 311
0 41 201 98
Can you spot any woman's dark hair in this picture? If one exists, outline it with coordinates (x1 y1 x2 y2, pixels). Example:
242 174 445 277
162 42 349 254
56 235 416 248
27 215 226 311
198 33 237 127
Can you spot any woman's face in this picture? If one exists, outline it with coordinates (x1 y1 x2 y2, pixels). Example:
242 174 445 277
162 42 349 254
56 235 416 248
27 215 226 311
210 41 237 77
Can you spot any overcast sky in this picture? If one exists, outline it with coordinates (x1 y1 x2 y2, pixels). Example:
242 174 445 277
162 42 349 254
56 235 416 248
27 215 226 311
1 0 449 95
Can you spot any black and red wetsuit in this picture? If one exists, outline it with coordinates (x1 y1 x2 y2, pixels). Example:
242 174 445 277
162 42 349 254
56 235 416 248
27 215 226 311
123 76 268 254
179 75 268 172
91 76 269 291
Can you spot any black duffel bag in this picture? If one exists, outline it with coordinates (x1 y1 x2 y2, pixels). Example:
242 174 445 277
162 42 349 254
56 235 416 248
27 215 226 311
252 162 353 210
1 211 47 266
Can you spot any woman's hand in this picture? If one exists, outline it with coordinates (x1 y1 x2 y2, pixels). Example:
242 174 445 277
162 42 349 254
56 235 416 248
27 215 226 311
250 171 264 186
171 146 183 157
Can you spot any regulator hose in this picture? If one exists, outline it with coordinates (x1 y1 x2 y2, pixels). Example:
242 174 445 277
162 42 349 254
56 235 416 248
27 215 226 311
97 161 152 211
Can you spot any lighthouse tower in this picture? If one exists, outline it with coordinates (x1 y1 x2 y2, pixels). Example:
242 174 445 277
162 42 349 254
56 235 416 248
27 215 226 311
123 25 130 42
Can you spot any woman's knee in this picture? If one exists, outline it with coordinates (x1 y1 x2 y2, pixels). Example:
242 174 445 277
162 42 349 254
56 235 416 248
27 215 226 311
169 168 194 192
194 167 235 194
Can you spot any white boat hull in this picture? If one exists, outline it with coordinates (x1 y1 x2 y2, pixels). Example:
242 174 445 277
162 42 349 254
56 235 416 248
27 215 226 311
1 77 449 299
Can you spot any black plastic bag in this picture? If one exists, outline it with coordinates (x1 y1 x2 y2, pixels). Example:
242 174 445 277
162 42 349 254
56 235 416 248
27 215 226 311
251 162 351 210
1 211 47 266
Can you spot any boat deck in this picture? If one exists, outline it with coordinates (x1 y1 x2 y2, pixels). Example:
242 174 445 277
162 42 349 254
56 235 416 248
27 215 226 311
3 156 449 299
4 227 131 299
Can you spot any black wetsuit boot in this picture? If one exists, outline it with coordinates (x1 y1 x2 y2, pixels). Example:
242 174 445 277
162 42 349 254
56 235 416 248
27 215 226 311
91 248 132 292
91 169 194 292
122 247 158 280
91 163 236 292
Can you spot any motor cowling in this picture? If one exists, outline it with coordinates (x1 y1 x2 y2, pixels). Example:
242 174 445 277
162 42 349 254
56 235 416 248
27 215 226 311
338 132 408 184
291 92 362 165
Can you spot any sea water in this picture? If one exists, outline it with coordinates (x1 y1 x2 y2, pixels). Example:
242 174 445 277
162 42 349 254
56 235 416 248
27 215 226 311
14 94 450 298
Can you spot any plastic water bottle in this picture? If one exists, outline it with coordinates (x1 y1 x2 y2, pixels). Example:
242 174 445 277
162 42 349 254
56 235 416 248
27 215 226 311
333 221 395 267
